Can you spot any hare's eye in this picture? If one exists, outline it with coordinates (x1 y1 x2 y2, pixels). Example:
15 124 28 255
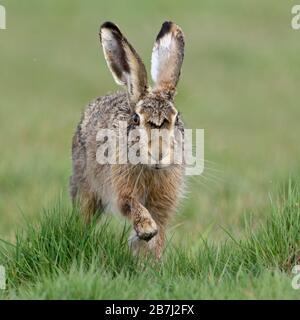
132 113 140 125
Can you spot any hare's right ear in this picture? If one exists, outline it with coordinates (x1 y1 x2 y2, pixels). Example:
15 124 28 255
100 22 148 105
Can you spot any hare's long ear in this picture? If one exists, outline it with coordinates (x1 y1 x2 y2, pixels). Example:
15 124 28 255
100 22 148 104
151 21 185 99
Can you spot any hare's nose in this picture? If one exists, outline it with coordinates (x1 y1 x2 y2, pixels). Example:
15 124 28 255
148 119 168 129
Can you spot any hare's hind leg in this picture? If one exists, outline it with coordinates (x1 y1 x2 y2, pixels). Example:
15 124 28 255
70 174 98 223
148 225 166 260
79 191 98 223
71 130 99 223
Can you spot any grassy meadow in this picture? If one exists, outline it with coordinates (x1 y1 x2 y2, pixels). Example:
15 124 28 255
0 0 300 299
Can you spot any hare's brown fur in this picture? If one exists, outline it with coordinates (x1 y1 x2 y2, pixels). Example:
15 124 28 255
70 21 186 259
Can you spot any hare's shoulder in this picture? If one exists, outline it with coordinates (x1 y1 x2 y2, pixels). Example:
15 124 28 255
80 91 130 136
85 91 130 121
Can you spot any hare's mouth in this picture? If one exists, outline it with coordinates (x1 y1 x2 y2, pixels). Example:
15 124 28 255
150 164 172 171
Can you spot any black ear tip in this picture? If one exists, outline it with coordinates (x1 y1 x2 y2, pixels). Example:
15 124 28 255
100 21 121 33
156 21 174 41
163 21 174 27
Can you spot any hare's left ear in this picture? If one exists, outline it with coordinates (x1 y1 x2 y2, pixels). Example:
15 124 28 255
151 21 185 99
100 22 148 105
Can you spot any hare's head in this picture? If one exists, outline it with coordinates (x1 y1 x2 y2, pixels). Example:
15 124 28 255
100 21 185 169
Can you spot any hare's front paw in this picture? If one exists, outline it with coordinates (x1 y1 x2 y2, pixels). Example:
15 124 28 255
134 216 158 241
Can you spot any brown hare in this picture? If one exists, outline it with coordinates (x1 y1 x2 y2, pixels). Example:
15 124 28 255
70 21 186 259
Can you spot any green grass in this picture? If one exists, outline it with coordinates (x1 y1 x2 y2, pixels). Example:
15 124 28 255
1 184 300 299
0 0 300 299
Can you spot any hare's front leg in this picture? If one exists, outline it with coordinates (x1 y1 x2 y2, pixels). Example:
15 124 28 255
128 223 166 260
118 196 158 241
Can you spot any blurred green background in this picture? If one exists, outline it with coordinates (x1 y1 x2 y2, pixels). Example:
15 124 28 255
0 0 299 245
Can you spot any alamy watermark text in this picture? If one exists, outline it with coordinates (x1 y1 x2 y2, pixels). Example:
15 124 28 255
292 5 300 30
0 4 6 30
